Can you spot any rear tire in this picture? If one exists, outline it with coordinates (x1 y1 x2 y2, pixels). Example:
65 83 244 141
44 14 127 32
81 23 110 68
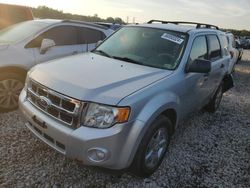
205 83 223 113
0 71 26 112
130 115 172 177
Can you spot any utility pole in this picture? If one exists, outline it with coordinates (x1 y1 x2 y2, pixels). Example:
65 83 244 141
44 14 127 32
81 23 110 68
126 16 129 24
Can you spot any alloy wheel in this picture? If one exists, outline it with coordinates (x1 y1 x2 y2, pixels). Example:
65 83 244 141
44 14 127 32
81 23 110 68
0 79 24 109
144 128 168 169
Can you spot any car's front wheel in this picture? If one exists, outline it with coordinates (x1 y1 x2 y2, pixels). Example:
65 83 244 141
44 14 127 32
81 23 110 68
131 115 172 177
0 72 25 112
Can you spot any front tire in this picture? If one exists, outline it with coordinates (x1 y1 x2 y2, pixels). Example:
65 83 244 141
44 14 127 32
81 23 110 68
130 116 172 177
0 71 26 112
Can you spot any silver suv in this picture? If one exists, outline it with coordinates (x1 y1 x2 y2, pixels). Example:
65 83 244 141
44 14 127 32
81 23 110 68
19 20 234 177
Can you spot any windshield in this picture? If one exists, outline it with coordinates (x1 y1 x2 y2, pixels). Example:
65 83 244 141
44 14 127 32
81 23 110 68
94 26 187 70
0 21 51 43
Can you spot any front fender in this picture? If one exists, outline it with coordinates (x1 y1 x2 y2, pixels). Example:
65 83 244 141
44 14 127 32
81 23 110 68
136 91 179 127
121 91 180 166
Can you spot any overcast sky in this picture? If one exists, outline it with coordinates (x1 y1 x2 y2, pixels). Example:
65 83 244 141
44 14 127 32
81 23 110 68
1 0 250 30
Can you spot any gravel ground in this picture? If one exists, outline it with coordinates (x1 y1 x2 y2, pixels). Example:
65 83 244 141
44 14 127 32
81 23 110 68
1 51 250 188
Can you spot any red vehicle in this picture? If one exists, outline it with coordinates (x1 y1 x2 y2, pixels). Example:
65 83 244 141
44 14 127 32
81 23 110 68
0 3 33 29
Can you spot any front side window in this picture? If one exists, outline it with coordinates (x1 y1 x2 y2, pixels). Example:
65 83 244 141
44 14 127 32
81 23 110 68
27 25 78 48
94 27 188 70
189 36 208 62
207 35 221 61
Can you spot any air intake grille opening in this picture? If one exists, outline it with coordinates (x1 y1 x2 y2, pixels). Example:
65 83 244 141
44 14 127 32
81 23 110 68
26 79 83 129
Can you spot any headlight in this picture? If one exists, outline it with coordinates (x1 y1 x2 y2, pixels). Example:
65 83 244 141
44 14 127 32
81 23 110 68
24 70 33 89
81 103 130 128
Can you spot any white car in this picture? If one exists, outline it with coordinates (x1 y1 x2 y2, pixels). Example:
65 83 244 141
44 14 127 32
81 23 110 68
0 19 113 112
226 32 239 73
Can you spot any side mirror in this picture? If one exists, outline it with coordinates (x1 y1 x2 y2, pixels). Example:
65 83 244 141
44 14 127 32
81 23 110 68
40 38 56 54
95 40 103 47
186 59 211 73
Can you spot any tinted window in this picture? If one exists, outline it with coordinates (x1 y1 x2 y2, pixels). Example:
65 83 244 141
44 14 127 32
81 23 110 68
78 27 105 44
43 26 78 45
220 35 229 56
232 37 236 48
27 26 78 48
189 36 207 62
207 35 221 61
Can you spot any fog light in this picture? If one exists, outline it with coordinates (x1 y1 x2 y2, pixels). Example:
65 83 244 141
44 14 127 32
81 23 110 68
87 148 109 162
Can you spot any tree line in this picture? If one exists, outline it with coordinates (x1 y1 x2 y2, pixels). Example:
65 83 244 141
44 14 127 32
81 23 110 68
32 6 250 36
32 6 125 24
224 29 250 37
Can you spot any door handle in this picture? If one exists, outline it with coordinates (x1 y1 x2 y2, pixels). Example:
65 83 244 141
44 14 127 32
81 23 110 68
203 73 209 81
203 73 209 77
220 64 225 68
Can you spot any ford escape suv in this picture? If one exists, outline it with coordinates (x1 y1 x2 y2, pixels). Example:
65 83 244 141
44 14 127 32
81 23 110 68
19 20 233 177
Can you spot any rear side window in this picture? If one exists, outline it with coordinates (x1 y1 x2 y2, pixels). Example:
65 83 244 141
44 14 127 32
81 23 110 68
189 36 208 62
220 35 229 56
207 35 221 61
77 27 105 44
231 36 236 48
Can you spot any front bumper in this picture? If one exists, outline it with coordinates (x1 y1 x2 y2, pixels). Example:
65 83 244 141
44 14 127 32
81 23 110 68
19 89 145 170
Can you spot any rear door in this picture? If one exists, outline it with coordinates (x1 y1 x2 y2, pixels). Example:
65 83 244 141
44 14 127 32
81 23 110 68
204 34 226 105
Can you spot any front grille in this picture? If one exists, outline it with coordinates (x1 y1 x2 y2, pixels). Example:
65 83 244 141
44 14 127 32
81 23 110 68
27 79 82 129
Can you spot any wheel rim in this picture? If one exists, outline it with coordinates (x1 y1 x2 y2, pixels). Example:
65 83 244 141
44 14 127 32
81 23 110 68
214 86 223 110
0 79 24 109
144 128 168 169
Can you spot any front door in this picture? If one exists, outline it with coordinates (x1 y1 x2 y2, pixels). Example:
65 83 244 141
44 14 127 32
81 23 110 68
180 35 211 116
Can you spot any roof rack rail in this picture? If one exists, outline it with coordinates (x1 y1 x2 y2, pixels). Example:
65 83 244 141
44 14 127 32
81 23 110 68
147 20 219 30
61 19 109 30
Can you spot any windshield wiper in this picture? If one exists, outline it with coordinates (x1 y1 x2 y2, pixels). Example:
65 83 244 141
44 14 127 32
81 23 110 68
92 50 112 58
112 56 143 65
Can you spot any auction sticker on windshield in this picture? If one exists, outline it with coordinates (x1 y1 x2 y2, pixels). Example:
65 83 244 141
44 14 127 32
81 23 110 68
161 33 184 44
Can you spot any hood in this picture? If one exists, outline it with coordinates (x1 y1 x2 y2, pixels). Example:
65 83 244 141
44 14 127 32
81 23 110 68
0 43 9 51
30 53 173 105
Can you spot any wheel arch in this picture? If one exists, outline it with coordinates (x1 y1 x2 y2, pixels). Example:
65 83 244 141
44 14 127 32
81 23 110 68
222 74 234 93
0 66 28 76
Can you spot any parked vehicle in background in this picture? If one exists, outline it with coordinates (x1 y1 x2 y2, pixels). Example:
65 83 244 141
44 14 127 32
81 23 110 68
226 32 239 72
244 36 250 49
19 20 233 177
0 19 113 112
0 3 33 29
94 22 122 30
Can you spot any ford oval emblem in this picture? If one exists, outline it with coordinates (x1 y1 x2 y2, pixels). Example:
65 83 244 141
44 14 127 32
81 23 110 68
38 96 52 108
